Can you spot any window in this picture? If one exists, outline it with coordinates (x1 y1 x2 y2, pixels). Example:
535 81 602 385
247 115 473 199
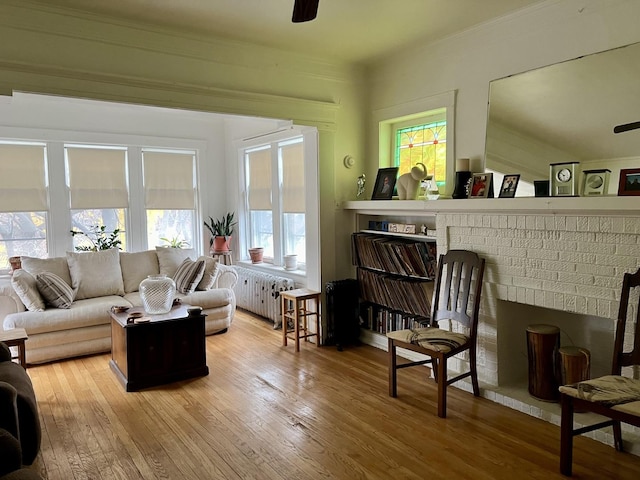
394 120 447 189
392 108 447 190
143 150 196 249
66 145 128 250
244 136 306 266
0 143 48 268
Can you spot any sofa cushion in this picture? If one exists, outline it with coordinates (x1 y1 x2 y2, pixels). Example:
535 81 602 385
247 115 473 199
173 258 205 294
10 270 45 312
66 249 125 300
20 256 72 287
36 273 74 309
196 256 218 290
3 296 126 335
155 247 196 277
120 251 160 293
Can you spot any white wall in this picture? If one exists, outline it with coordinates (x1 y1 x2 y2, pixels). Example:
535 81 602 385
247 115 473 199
368 0 640 178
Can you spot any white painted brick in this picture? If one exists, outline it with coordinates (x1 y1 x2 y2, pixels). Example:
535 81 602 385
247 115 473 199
513 276 543 289
574 296 587 313
593 275 621 289
556 271 595 285
542 280 577 294
577 284 616 300
545 216 555 231
543 239 577 251
563 251 597 265
577 242 616 254
536 216 546 230
554 292 565 310
555 216 567 231
527 248 559 260
517 287 527 303
597 232 638 245
534 289 545 306
599 217 612 233
588 216 601 232
560 230 595 242
526 288 536 304
597 300 614 319
508 285 517 302
526 269 558 281
484 237 513 247
525 216 536 230
611 217 626 234
624 217 640 234
595 253 639 268
564 295 577 311
577 216 590 231
499 216 508 229
617 243 640 256
507 216 517 229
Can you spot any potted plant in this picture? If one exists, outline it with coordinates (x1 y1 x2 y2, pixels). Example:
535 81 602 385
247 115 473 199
204 212 236 253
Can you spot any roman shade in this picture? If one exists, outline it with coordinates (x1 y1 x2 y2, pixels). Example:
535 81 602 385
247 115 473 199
0 144 47 212
143 151 195 209
281 141 305 213
247 147 272 210
66 147 128 209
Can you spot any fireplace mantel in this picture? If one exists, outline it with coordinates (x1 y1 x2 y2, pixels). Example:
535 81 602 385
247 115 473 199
343 196 640 216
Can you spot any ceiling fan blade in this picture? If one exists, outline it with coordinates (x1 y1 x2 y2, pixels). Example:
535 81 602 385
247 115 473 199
614 121 640 133
292 0 319 23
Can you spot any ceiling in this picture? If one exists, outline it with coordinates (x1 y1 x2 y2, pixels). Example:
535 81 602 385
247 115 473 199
40 0 546 64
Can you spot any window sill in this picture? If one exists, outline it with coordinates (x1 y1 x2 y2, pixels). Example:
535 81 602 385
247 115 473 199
235 260 306 285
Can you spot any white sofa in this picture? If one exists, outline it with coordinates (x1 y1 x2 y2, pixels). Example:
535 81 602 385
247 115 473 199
0 248 237 365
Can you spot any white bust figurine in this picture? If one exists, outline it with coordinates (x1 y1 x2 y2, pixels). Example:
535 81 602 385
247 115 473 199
396 163 428 200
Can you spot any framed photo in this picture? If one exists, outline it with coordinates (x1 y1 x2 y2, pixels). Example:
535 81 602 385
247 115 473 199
371 167 398 200
468 173 493 199
498 174 520 198
618 168 640 196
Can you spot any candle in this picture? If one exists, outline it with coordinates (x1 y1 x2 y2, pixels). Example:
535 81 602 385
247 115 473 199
456 158 470 172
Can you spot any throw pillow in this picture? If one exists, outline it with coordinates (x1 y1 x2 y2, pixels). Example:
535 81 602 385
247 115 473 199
20 256 73 287
11 269 45 312
173 258 206 294
36 272 74 309
156 247 196 277
66 248 125 300
196 256 218 290
120 251 160 293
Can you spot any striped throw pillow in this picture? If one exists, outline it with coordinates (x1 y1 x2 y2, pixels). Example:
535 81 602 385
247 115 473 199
173 258 205 294
36 272 75 309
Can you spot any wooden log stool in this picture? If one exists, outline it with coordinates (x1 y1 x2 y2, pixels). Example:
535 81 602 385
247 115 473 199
281 288 321 352
526 324 561 402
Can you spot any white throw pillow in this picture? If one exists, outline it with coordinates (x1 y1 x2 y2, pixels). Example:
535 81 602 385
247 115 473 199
196 256 218 290
120 251 160 293
21 256 73 287
155 247 196 277
66 248 125 300
173 258 205 294
11 269 45 312
36 272 74 309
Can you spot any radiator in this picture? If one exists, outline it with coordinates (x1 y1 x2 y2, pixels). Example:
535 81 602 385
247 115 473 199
232 266 295 328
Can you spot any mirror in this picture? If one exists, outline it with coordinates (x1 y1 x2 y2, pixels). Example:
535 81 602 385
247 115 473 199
485 42 640 196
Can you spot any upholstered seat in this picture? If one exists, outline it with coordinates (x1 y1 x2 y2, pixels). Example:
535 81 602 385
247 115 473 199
386 327 468 354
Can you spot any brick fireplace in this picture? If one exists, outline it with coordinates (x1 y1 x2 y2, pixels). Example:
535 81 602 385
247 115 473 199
346 198 640 451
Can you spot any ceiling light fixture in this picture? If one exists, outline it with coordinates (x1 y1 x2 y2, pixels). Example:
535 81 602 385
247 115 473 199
292 0 319 23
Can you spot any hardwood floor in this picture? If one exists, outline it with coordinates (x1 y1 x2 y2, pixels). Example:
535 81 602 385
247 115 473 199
24 309 640 479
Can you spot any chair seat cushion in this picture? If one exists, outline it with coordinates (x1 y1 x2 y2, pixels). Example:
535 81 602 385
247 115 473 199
387 327 469 353
559 375 640 406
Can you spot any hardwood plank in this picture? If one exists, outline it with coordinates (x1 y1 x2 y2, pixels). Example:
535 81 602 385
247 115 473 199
19 309 640 480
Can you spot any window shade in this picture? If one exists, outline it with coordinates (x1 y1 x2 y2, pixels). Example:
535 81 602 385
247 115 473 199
247 148 272 210
67 147 128 209
143 151 195 209
281 142 305 213
0 144 47 212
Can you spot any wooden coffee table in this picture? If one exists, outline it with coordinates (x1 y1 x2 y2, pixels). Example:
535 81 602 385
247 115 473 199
109 304 208 392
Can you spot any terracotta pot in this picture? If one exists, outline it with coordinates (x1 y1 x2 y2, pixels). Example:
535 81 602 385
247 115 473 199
212 236 231 253
248 247 264 264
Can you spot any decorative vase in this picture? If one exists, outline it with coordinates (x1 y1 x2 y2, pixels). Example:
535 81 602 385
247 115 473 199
248 247 264 263
139 274 176 314
284 254 297 271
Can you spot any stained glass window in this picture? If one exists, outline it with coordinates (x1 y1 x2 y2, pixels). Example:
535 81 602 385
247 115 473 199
395 121 446 187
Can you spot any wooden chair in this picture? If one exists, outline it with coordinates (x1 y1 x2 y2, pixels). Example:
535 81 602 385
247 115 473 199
559 267 640 476
387 249 485 418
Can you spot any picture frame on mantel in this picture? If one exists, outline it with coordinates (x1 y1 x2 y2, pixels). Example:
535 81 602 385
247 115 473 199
498 174 520 198
618 168 640 196
371 167 398 200
468 173 493 199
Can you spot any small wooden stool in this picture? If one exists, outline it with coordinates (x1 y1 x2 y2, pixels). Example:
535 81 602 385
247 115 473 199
211 251 233 265
0 328 28 368
281 288 321 352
